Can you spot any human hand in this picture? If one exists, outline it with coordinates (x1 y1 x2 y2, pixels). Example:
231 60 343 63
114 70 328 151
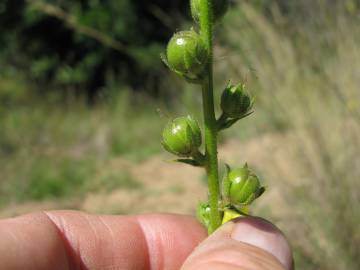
0 211 292 270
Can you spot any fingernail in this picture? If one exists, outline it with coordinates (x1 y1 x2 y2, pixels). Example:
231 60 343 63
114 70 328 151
231 217 293 270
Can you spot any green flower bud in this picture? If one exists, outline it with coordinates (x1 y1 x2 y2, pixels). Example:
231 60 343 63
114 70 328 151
166 30 208 77
191 0 230 24
221 84 253 118
197 202 211 228
162 116 202 157
223 164 265 208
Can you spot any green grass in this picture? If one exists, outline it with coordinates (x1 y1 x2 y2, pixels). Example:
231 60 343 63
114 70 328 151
0 87 163 208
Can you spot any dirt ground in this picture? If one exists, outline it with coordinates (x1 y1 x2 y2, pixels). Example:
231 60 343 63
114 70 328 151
0 132 304 224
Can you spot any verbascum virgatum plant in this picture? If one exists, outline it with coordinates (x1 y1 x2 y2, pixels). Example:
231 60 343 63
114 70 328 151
161 0 265 234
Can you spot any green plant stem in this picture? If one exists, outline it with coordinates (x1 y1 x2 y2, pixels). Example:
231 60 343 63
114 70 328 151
199 0 221 233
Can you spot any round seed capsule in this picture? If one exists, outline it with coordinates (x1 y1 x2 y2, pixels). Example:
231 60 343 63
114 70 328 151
223 164 265 208
221 84 253 118
162 116 202 157
166 30 208 77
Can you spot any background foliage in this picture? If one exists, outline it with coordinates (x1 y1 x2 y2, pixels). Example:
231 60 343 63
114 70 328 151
0 0 189 102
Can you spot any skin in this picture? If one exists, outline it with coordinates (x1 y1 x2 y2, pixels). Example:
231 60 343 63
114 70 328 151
0 211 292 270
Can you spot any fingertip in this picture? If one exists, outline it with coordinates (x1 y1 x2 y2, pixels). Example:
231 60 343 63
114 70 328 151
231 216 293 270
182 216 293 270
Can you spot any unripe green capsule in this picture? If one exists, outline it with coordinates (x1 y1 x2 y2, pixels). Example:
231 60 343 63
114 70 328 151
162 116 202 157
221 84 253 118
166 30 208 77
191 0 230 24
223 164 265 209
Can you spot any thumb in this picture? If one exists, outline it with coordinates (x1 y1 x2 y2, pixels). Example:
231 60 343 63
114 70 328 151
181 216 293 270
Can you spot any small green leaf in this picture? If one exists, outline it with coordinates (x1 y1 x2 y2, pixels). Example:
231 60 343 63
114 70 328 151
221 118 240 130
219 111 254 131
183 74 203 84
174 158 202 167
257 186 266 198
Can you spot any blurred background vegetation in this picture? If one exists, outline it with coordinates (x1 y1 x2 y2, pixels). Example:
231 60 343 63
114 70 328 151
1 0 359 269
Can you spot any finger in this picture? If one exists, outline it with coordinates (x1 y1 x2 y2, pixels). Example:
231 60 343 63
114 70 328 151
0 211 207 270
181 216 293 270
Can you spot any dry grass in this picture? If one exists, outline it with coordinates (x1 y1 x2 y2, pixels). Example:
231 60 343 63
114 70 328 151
218 2 360 269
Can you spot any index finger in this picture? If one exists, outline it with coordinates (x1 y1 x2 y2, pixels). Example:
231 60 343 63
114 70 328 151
0 211 207 270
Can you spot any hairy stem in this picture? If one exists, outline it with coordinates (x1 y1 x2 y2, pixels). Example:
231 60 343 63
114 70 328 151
199 0 221 233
